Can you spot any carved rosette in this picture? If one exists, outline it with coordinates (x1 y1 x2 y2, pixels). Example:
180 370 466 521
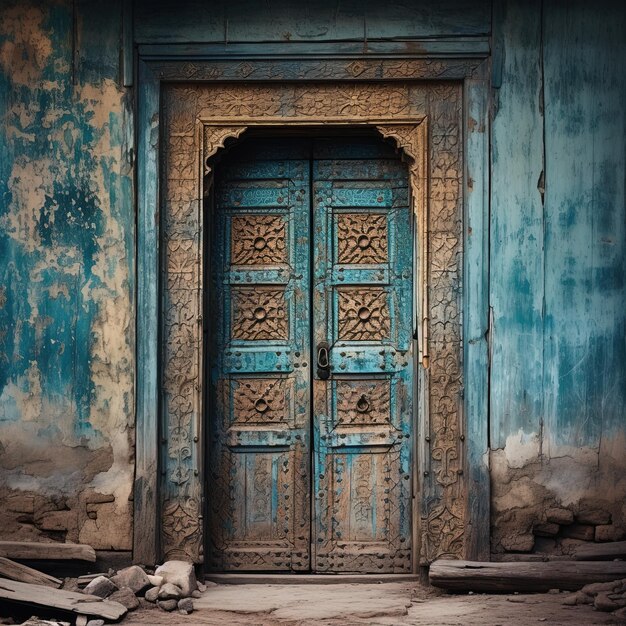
337 288 390 341
336 379 391 426
336 213 388 264
232 378 288 424
161 81 463 565
231 215 287 266
231 287 288 341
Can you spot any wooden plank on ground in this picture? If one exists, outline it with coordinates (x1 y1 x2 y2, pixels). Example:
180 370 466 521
429 559 626 592
0 578 126 620
0 541 96 563
575 541 626 561
0 557 62 587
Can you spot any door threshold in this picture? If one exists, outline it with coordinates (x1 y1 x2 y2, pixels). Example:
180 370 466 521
205 573 420 585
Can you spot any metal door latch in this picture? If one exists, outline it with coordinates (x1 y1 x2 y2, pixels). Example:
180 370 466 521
317 342 330 380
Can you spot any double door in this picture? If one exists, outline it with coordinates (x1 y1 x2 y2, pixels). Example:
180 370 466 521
207 137 414 573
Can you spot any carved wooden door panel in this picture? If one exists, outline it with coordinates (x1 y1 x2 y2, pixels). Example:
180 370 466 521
312 139 414 573
208 142 312 571
208 137 413 573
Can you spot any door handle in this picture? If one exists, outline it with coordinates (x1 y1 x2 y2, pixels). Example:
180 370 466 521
317 342 330 380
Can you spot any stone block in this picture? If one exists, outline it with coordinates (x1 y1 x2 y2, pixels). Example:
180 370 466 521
577 509 611 525
145 587 159 603
83 575 118 598
545 507 574 525
109 587 140 611
562 523 595 541
501 534 535 552
595 524 624 542
158 582 182 600
158 599 178 611
155 560 197 596
110 565 151 594
178 597 194 613
533 522 560 537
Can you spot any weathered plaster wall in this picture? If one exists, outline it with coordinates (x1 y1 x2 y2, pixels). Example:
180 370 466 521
490 0 626 555
0 1 134 548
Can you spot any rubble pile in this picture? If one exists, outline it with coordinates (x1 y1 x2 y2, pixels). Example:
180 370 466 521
563 577 626 620
79 560 205 615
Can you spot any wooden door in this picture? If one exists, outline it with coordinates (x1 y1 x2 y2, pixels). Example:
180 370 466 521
312 140 414 573
207 141 312 571
208 137 413 573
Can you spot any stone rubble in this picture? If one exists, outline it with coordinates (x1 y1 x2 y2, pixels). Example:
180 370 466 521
75 559 199 616
562 576 626 620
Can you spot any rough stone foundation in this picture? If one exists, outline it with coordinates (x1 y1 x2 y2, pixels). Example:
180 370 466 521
491 430 626 557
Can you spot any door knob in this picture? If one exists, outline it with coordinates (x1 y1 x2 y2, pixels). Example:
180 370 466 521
317 342 330 380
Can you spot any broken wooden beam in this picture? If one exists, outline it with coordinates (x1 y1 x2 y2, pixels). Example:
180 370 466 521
429 559 626 592
0 556 62 587
0 578 126 620
0 541 96 563
574 540 626 561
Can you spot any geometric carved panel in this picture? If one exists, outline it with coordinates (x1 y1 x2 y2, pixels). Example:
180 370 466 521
336 379 391 425
337 288 390 341
337 213 388 264
232 287 288 340
232 378 288 424
231 214 287 266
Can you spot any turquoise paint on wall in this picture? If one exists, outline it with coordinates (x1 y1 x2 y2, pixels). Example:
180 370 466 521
0 0 135 548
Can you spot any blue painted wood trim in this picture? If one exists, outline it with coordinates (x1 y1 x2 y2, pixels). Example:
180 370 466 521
122 0 134 87
463 62 491 561
137 39 490 60
134 60 160 565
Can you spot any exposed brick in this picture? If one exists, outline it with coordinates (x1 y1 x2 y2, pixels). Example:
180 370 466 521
533 522 560 537
595 524 625 542
546 507 574 525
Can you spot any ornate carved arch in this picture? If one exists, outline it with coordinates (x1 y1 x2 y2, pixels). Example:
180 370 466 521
161 82 463 566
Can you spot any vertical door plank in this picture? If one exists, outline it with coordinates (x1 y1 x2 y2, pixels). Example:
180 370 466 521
207 140 311 571
312 139 414 573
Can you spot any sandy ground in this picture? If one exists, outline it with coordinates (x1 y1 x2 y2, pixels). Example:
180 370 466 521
122 582 626 626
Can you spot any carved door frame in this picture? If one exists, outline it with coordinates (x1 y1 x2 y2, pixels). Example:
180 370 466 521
135 45 491 570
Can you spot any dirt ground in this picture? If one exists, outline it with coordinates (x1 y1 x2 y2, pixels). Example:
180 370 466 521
121 582 626 626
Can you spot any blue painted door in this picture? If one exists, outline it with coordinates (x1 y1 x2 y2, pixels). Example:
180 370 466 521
208 138 413 573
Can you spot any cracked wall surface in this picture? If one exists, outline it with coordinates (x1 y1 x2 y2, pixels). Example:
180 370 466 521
0 0 134 549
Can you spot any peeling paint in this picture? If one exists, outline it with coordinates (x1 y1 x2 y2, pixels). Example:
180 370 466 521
491 429 626 555
0 0 134 550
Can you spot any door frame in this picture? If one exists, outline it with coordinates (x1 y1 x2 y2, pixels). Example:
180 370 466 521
134 43 491 570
